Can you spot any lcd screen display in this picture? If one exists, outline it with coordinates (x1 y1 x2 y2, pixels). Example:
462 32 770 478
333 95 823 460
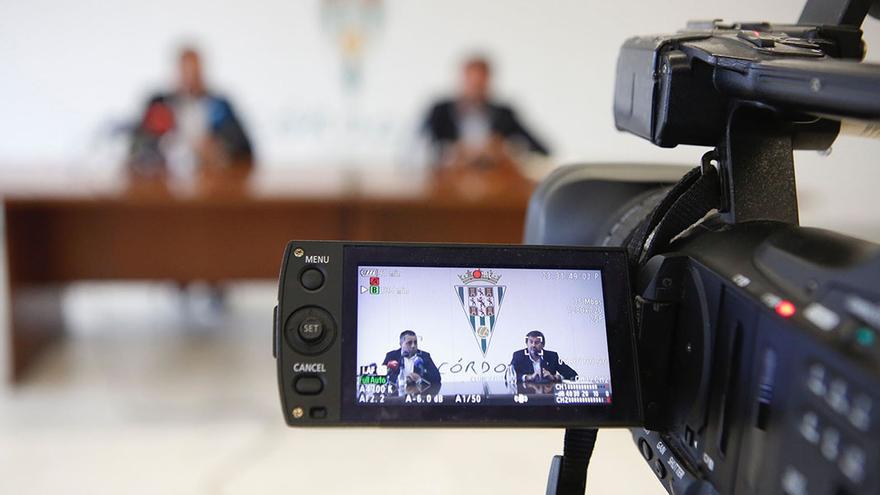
354 266 612 407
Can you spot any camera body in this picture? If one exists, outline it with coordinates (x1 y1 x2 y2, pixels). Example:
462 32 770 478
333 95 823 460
607 3 880 492
629 219 879 494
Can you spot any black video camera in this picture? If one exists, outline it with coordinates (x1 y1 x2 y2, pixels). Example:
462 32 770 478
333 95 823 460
274 1 880 493
608 1 880 493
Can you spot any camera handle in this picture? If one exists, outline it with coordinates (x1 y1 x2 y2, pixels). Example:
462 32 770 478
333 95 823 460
545 428 598 495
626 102 839 269
715 104 800 226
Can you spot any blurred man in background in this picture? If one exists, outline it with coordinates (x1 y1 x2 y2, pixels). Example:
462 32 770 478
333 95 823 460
129 47 253 178
128 47 254 319
421 55 549 172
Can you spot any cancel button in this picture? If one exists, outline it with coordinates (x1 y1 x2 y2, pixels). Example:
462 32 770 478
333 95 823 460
294 375 324 395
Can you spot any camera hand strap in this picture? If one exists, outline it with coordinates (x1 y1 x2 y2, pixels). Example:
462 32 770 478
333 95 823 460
547 428 598 495
547 162 719 495
625 160 721 269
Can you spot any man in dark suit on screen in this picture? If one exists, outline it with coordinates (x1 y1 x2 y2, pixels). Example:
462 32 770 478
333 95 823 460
382 330 442 387
510 330 578 383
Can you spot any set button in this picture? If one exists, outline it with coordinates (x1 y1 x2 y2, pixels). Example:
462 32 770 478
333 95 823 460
284 306 336 355
298 317 325 343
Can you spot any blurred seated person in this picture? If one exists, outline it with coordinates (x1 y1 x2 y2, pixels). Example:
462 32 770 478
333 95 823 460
421 55 550 174
129 47 253 179
128 47 252 316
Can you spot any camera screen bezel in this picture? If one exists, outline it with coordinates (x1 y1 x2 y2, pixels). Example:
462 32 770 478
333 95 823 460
339 243 642 426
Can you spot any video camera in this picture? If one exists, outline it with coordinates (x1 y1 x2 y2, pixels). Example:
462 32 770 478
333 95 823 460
274 0 880 493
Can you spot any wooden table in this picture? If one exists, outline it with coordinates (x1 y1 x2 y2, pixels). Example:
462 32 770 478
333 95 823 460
2 167 535 382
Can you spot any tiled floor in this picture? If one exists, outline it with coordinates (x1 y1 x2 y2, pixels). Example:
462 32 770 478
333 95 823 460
0 283 664 494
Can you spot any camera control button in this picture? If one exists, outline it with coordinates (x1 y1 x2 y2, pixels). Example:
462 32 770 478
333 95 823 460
652 459 667 479
781 467 808 495
294 375 324 395
854 327 876 349
301 268 325 291
284 307 336 355
273 305 278 358
799 411 820 444
737 30 775 48
638 438 654 461
849 394 872 432
839 445 866 484
803 303 839 332
298 317 325 343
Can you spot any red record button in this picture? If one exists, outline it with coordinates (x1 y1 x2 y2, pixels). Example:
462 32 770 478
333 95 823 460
776 300 796 318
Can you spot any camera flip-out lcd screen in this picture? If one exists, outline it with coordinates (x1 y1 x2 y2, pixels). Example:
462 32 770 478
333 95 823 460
279 242 640 426
355 266 613 407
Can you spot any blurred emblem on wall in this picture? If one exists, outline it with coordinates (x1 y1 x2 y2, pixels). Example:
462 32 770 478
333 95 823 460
320 0 385 90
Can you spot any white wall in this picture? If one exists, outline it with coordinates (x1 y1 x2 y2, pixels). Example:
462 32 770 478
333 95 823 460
0 0 878 238
356 267 611 383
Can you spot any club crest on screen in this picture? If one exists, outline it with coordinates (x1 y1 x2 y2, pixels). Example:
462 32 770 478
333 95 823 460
455 269 505 357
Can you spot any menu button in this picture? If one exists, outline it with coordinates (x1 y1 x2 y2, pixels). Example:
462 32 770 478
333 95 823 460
300 268 325 291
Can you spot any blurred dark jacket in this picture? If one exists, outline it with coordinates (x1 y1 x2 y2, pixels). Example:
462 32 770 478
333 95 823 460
422 99 550 156
129 92 253 167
